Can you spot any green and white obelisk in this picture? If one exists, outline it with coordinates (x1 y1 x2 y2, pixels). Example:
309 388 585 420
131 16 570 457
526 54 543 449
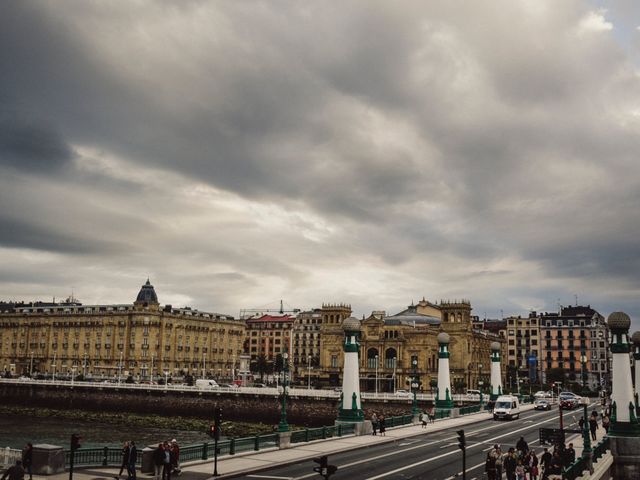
435 332 454 409
490 341 503 401
337 316 364 422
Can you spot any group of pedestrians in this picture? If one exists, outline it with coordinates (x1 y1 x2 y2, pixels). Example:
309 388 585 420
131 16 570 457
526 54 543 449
115 441 138 480
370 413 386 436
116 438 179 480
485 438 541 480
151 439 181 480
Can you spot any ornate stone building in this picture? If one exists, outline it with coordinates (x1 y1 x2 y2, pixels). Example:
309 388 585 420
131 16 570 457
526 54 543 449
0 280 245 380
318 299 506 393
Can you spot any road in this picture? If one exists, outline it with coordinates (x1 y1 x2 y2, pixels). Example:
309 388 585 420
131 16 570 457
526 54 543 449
231 405 595 480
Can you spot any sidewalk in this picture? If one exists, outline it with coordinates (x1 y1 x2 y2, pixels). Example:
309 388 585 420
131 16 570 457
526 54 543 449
30 406 535 480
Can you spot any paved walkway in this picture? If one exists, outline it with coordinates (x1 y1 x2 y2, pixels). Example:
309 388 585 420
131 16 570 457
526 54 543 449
25 406 535 480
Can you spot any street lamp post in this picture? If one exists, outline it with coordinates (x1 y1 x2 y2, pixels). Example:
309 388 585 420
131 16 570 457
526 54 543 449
278 350 289 432
83 353 88 378
202 353 206 379
307 355 312 390
150 354 155 384
581 352 589 396
118 352 123 384
411 358 419 415
52 353 57 382
29 352 34 377
164 370 169 388
375 355 379 396
581 396 593 470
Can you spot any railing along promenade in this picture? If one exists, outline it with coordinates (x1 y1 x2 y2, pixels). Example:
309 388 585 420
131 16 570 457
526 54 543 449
0 377 486 402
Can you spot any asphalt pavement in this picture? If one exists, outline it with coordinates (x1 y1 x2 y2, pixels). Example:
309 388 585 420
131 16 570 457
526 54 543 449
232 404 596 480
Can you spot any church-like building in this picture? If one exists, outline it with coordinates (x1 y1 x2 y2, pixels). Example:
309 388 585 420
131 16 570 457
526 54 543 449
318 298 506 393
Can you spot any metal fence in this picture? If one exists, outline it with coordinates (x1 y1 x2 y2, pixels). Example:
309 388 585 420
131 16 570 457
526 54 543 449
0 447 21 467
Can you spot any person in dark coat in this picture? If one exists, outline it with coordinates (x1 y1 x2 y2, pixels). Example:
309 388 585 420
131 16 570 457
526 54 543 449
378 415 386 436
126 441 137 480
540 448 552 480
589 415 598 440
504 448 517 480
152 444 164 480
1 461 24 480
161 442 172 480
21 444 32 480
116 441 130 479
515 436 528 455
564 443 576 465
484 451 496 480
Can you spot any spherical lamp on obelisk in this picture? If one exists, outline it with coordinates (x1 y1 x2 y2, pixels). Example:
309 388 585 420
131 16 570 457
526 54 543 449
607 312 640 436
435 332 454 409
632 331 640 415
490 341 503 401
337 316 364 422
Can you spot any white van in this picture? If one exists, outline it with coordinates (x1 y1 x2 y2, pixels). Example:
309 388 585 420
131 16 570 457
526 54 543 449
195 379 219 390
493 395 520 420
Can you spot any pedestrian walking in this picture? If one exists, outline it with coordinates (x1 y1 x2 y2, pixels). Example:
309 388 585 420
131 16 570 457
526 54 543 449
379 415 386 436
528 450 539 480
170 439 181 476
516 436 528 455
420 412 427 428
21 444 32 480
578 416 584 431
504 448 517 480
589 415 598 441
371 412 378 435
428 406 435 423
565 443 576 466
515 460 525 480
485 450 497 480
540 447 552 480
127 441 137 480
152 444 165 480
602 414 610 433
1 461 24 480
162 442 172 480
115 441 130 480
494 446 504 479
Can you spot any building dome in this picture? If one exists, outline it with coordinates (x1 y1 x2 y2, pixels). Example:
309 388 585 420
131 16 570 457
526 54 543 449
491 341 501 352
342 316 361 332
437 332 450 344
631 331 640 346
607 311 630 330
135 279 158 304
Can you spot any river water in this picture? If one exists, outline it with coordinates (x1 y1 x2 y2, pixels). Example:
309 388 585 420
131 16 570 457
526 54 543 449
0 414 211 449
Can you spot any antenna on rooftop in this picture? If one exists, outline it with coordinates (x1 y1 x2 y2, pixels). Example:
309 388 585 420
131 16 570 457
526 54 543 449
574 294 578 306
279 299 284 314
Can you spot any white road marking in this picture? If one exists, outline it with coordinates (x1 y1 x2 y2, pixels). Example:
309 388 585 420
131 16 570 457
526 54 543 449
247 476 293 480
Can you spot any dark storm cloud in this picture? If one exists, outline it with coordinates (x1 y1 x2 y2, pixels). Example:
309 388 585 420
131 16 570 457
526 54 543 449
0 0 639 325
0 116 73 171
0 217 121 254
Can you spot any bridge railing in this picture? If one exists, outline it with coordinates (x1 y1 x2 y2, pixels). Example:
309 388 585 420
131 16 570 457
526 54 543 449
562 437 610 480
0 447 22 467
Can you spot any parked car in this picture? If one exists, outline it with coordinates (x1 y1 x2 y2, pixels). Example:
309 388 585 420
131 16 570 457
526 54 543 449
195 379 219 390
252 383 267 388
395 389 411 398
534 399 551 411
466 389 481 398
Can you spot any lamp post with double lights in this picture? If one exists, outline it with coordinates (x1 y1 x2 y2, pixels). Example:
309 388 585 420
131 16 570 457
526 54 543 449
581 396 592 469
581 352 589 396
278 349 290 432
118 351 124 384
307 355 312 390
411 357 420 415
83 353 88 378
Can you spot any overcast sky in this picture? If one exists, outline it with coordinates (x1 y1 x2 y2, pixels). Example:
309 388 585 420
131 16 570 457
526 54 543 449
2 1 640 328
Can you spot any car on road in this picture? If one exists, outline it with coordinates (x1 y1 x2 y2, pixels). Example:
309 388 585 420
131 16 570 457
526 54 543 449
560 397 579 410
465 389 481 399
534 399 551 411
395 389 411 398
534 390 553 399
195 379 220 390
493 395 521 420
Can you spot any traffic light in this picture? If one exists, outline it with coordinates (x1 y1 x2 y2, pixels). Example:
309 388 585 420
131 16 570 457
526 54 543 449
70 433 82 451
213 407 222 440
313 455 328 475
209 424 216 438
313 456 338 479
457 429 466 451
214 407 222 425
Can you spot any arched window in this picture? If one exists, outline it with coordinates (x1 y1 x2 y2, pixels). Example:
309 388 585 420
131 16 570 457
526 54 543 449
385 347 397 369
367 348 379 369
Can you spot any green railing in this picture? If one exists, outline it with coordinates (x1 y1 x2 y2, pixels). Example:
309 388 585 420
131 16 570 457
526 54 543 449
64 447 142 467
563 455 587 480
563 437 610 480
593 436 610 462
385 414 414 427
290 423 356 444
435 409 451 419
459 404 482 415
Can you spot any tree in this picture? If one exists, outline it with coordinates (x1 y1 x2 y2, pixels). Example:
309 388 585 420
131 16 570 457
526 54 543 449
274 354 284 373
252 354 269 381
546 367 565 385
